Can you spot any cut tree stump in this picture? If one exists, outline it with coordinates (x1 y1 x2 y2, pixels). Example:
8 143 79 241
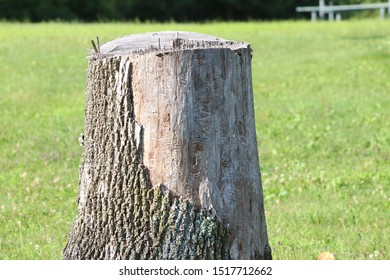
63 31 271 260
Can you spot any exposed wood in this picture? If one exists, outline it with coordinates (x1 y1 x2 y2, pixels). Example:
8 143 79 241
63 31 271 260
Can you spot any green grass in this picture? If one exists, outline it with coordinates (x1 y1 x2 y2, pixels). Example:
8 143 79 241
0 20 389 260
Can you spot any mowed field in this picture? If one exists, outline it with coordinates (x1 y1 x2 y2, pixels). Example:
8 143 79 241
0 20 389 260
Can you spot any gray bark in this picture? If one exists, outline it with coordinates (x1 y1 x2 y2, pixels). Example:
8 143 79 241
63 31 271 260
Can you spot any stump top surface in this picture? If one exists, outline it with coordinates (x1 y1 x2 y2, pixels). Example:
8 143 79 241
98 31 249 56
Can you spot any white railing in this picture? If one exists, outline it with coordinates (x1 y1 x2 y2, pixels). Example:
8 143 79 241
296 0 390 21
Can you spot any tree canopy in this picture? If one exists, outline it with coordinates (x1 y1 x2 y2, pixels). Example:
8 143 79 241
0 0 384 22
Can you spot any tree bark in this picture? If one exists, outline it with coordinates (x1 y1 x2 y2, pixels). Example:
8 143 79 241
63 31 271 260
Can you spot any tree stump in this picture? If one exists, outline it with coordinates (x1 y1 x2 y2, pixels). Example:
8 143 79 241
63 31 271 260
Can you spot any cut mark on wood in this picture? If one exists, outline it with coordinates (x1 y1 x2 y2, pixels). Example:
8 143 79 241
97 31 249 58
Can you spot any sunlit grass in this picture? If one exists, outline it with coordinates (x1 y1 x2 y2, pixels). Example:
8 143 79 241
0 20 389 259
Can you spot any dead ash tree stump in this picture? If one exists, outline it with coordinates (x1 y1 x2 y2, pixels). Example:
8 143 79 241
63 31 271 260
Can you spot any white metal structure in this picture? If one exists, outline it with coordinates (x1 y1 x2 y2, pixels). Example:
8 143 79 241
296 0 390 21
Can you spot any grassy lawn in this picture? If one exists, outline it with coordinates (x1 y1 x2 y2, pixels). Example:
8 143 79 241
0 20 389 260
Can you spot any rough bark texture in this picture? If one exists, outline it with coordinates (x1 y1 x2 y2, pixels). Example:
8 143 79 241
63 31 271 260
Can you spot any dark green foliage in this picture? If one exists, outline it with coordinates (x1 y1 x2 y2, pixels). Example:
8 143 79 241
0 0 381 22
0 0 117 21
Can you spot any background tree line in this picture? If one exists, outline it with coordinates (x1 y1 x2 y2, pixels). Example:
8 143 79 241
0 0 384 22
